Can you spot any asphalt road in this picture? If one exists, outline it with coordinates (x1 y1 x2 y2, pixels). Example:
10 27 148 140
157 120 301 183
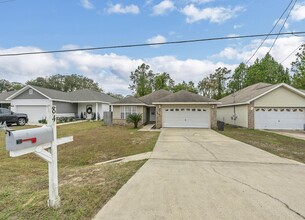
94 129 305 220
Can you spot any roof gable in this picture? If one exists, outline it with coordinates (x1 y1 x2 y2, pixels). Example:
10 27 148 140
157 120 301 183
154 90 219 103
219 83 305 106
7 85 118 103
138 89 172 105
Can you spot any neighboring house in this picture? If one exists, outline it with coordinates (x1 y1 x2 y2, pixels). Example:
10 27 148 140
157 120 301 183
0 90 16 108
217 83 305 130
112 89 220 129
3 85 118 124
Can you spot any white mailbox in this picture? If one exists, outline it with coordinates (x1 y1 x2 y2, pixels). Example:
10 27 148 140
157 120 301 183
6 126 54 151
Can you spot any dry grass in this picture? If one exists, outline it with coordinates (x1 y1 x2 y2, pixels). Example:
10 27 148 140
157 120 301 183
0 121 160 220
218 125 305 164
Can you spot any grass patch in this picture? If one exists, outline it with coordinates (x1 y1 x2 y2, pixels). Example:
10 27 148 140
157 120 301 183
218 125 305 164
0 121 159 219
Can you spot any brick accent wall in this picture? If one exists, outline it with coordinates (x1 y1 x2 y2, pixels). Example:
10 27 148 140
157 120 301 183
248 102 254 129
112 119 128 125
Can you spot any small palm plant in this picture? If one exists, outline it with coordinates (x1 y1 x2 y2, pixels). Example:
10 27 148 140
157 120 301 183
127 113 142 128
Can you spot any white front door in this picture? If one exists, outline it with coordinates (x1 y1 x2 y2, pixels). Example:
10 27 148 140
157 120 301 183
162 107 210 128
149 108 156 121
255 108 305 129
16 105 48 124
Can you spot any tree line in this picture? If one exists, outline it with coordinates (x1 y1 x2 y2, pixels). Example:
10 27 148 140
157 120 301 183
130 46 305 99
1 44 304 100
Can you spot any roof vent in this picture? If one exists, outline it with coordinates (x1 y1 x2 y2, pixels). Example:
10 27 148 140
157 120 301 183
29 89 33 95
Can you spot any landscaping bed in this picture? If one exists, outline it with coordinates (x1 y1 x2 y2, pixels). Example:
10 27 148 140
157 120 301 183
218 125 305 164
0 122 160 219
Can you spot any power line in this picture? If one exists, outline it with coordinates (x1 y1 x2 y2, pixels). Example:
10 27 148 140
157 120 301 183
280 43 303 64
245 0 294 65
0 31 304 57
269 0 297 53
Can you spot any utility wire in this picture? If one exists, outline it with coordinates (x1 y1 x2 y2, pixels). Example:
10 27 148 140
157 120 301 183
280 42 303 64
0 31 304 57
245 0 294 65
269 0 297 53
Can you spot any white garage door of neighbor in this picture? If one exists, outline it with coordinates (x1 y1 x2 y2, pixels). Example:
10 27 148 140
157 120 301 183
16 105 48 124
255 108 305 129
163 107 210 128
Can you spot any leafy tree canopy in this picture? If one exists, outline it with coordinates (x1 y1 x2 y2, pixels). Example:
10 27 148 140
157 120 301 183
26 74 103 92
154 72 175 91
172 81 198 94
291 44 305 89
0 79 24 92
129 63 154 97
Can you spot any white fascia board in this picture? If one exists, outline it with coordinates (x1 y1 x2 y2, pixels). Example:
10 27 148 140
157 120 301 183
52 99 109 104
111 103 146 106
152 102 222 105
218 102 249 107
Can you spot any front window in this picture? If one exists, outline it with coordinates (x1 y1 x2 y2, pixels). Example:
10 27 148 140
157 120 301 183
120 106 137 119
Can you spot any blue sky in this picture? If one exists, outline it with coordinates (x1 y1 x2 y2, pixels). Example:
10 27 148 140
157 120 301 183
0 0 305 94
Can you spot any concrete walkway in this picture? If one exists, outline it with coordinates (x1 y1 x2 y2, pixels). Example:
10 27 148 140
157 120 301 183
93 129 305 220
268 130 305 141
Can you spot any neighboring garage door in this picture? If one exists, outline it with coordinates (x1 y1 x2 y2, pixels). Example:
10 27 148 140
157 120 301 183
255 108 305 129
16 105 48 124
163 107 210 128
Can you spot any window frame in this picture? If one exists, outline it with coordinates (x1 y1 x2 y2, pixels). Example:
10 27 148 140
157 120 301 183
120 106 137 119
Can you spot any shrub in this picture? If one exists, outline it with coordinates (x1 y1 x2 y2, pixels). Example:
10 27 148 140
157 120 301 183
126 113 142 128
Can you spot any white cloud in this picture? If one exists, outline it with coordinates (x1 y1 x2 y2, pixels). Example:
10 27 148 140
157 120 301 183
106 4 140 14
274 18 289 29
189 0 214 4
146 35 167 47
0 46 67 83
80 0 94 9
233 24 243 29
152 0 175 15
291 2 305 21
213 36 304 68
181 4 244 23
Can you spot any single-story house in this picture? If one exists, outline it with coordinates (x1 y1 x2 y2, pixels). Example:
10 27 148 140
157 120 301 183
112 89 220 129
1 85 118 124
0 90 16 108
217 83 305 130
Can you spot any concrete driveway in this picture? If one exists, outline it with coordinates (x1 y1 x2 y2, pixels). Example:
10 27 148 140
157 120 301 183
94 129 305 220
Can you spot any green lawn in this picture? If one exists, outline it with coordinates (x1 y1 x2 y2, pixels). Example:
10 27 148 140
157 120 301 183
0 121 160 220
218 125 305 164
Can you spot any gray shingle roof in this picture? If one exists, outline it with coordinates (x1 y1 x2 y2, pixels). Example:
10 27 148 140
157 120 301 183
154 90 219 103
219 83 277 105
68 89 118 103
30 85 71 100
112 96 145 105
23 85 118 103
0 90 16 102
138 89 173 105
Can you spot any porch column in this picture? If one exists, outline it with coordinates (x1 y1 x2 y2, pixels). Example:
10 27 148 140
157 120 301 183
95 103 98 121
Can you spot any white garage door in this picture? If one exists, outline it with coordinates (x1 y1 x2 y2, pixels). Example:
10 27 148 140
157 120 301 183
16 105 48 124
163 107 210 128
255 108 305 129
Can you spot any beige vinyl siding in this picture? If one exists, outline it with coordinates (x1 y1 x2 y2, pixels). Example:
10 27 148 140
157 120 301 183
112 105 146 125
217 105 248 128
255 87 305 107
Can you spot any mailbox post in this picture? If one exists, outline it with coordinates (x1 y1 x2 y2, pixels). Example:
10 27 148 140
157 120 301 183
4 105 73 209
47 105 60 208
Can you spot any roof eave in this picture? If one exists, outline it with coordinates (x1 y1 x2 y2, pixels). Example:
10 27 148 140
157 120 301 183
152 102 221 105
217 102 249 107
